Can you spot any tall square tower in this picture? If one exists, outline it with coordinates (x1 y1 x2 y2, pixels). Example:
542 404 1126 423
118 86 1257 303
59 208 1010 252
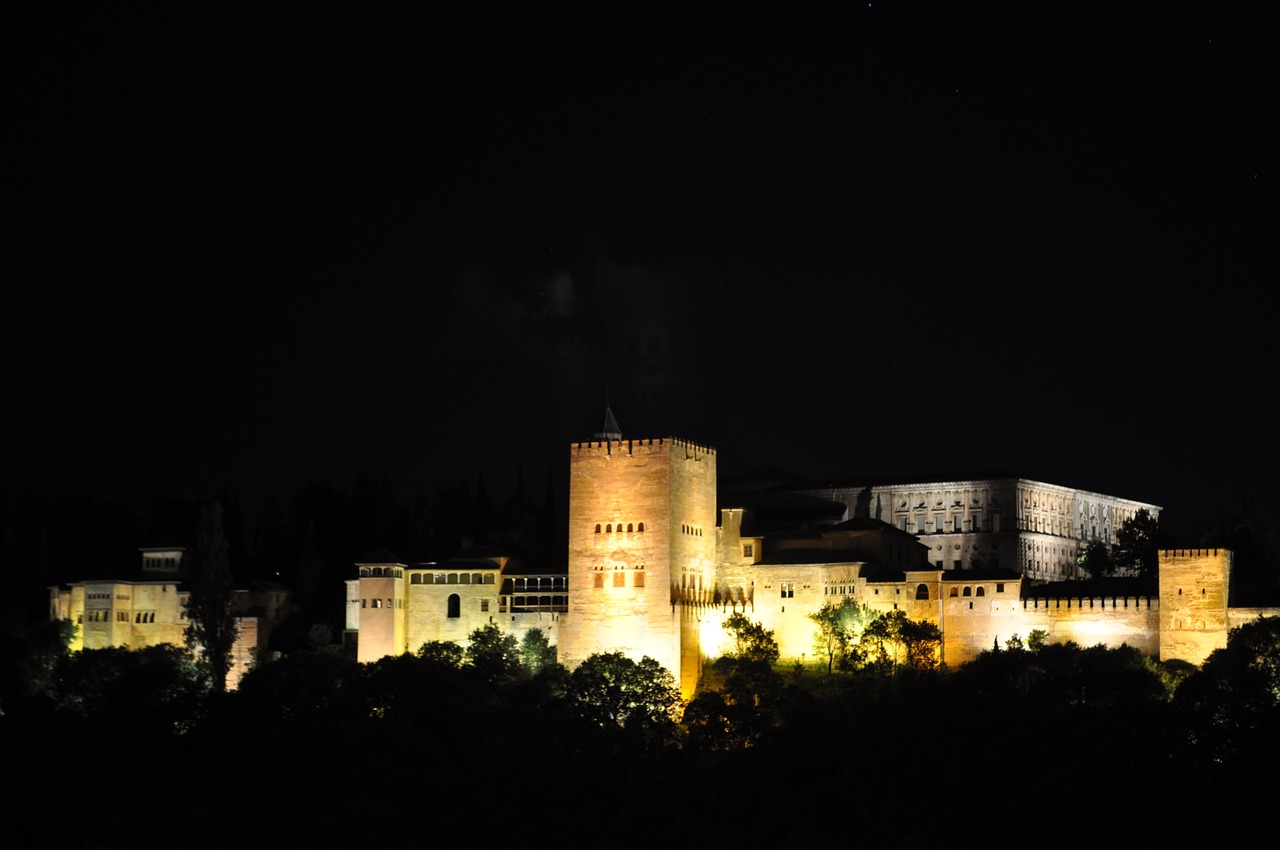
558 433 716 697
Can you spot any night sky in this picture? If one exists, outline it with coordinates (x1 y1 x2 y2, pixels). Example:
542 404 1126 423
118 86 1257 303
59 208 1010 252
8 4 1277 538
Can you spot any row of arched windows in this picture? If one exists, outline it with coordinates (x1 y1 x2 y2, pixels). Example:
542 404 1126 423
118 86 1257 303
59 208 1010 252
595 522 644 533
511 577 566 591
681 524 703 536
409 573 495 585
510 595 568 611
361 566 404 578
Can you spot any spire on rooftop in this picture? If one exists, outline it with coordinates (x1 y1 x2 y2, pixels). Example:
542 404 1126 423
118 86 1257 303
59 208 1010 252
595 405 622 441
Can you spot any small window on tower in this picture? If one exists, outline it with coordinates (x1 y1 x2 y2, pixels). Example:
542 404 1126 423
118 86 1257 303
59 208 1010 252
743 544 754 558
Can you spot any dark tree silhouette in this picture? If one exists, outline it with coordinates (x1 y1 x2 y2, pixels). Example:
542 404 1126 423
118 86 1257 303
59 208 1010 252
1113 508 1159 578
1077 539 1116 578
184 500 238 693
721 612 780 664
465 623 523 684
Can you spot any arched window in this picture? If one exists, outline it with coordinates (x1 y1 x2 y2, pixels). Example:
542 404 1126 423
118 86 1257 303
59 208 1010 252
962 586 972 597
459 573 471 585
976 586 986 597
595 524 601 533
916 584 929 600
949 587 958 597
447 573 458 584
606 524 612 533
638 522 644 532
627 523 633 532
411 574 421 585
447 594 461 618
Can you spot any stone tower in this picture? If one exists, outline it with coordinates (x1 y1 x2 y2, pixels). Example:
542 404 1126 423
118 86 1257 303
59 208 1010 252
558 409 717 698
1159 548 1232 665
351 550 408 663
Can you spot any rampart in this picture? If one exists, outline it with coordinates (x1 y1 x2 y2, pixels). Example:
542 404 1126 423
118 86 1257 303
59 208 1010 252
571 436 716 457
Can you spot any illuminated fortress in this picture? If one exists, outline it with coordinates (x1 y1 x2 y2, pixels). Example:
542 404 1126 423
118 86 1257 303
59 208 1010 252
347 413 1280 697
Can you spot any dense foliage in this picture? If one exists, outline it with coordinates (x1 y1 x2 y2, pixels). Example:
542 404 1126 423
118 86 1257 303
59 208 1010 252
4 617 1278 849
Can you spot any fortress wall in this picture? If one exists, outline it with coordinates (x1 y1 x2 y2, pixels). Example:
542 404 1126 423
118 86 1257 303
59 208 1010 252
940 595 1039 665
1015 598 1160 658
1228 607 1280 630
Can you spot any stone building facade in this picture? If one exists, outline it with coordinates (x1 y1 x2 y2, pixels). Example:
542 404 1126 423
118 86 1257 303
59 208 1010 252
48 546 292 690
343 418 1275 697
345 548 565 664
784 477 1160 581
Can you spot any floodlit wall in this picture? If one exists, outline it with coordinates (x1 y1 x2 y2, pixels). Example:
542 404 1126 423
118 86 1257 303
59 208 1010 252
405 568 502 653
355 575 406 662
559 438 716 698
1159 549 1231 666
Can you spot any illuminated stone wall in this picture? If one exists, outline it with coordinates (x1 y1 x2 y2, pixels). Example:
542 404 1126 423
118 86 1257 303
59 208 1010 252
353 574 406 662
404 566 503 654
705 553 1262 669
49 578 264 690
52 580 188 652
807 478 1160 581
999 594 1159 661
1159 548 1231 666
559 438 716 698
228 616 258 690
334 439 1264 687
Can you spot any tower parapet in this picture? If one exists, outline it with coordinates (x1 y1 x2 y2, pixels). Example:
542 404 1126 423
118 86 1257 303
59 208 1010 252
570 436 716 457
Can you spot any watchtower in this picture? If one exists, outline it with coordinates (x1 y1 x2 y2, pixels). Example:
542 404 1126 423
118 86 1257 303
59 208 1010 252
1159 548 1231 665
558 408 716 698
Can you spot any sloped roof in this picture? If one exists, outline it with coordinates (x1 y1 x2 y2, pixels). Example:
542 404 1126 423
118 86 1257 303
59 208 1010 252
596 406 621 440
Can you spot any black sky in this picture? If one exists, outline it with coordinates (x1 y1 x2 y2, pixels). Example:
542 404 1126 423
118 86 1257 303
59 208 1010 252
8 3 1278 537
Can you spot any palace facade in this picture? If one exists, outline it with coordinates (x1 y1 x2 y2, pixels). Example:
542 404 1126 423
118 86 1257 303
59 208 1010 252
346 413 1279 698
48 546 292 690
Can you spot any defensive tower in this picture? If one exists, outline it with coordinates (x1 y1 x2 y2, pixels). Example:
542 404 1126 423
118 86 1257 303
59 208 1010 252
558 408 716 698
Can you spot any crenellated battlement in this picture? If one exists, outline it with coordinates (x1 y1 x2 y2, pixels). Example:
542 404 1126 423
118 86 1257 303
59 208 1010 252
1022 595 1157 610
570 436 716 457
1159 548 1225 559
